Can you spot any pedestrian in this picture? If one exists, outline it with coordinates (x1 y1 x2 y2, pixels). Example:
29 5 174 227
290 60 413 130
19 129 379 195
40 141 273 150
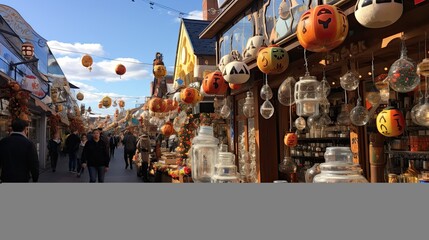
115 135 120 148
81 128 110 183
47 131 62 172
65 129 80 173
76 133 87 178
122 130 137 170
98 128 110 159
136 133 151 182
0 118 39 183
108 133 117 159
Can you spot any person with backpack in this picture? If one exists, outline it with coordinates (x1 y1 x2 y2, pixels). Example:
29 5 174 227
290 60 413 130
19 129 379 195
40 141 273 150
122 130 137 170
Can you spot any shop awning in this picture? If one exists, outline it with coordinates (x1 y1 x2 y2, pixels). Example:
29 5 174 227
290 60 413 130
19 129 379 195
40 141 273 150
31 95 55 115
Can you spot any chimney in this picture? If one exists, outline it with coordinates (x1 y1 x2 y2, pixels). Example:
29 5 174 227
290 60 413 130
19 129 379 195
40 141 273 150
202 0 219 21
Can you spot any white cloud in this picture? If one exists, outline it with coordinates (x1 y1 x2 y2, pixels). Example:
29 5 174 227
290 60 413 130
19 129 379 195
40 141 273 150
175 9 203 22
47 40 104 57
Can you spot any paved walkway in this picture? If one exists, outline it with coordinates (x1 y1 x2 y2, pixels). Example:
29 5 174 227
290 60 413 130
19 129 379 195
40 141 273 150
39 145 142 183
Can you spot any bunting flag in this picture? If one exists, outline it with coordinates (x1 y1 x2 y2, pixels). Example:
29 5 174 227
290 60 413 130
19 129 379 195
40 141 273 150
415 0 426 5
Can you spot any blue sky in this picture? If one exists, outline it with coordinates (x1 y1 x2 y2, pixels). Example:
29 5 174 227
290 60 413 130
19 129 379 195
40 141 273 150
1 0 204 115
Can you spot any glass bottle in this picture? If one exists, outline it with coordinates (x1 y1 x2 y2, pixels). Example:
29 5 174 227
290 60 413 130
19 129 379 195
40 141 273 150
279 156 297 182
211 152 239 183
404 160 419 183
191 126 219 182
313 147 368 183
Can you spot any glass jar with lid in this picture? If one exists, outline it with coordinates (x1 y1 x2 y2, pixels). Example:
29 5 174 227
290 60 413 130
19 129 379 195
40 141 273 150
313 147 368 183
191 126 219 182
211 152 239 183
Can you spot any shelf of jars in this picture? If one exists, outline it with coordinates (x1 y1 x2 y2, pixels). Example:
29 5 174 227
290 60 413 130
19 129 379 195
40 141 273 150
297 137 350 143
386 150 429 160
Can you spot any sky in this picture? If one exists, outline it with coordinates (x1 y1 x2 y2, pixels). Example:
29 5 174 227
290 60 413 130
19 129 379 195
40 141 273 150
0 0 204 115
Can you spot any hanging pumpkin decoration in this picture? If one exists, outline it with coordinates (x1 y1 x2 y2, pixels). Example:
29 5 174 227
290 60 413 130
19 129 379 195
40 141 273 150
21 42 34 60
149 97 167 112
242 35 267 60
354 0 403 29
296 5 349 52
284 132 298 147
102 96 112 108
9 82 20 92
164 99 177 112
115 64 126 78
19 112 30 122
257 44 289 74
222 52 250 84
154 65 167 79
376 106 405 137
161 122 174 137
229 83 242 90
202 71 228 95
118 99 125 108
76 92 84 101
180 87 200 104
81 54 93 71
218 53 235 73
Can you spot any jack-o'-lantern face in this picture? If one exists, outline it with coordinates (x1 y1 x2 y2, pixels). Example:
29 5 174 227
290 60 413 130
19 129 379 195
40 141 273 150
223 61 250 84
154 65 167 79
102 96 112 108
284 132 298 147
202 71 228 95
257 44 289 75
149 97 167 112
297 5 349 52
243 35 266 60
376 106 405 137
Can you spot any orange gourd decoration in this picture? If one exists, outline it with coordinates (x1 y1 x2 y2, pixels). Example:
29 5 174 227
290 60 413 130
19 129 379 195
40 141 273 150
81 54 93 71
149 97 167 112
19 112 30 122
76 92 84 101
229 83 241 90
202 71 228 95
153 65 167 79
180 87 199 104
161 122 174 137
9 82 20 92
256 44 289 74
296 5 349 52
115 64 126 78
118 100 125 108
101 96 112 108
57 105 63 112
376 106 405 137
284 132 298 147
164 99 178 112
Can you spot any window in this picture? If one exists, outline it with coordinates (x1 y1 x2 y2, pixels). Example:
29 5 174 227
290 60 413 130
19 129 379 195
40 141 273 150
219 13 254 58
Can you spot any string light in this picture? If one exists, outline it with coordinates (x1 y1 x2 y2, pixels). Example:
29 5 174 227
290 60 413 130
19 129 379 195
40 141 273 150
136 0 209 19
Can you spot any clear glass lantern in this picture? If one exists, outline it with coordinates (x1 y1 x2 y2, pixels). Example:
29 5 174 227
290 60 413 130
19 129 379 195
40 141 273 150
313 147 368 183
388 43 420 93
191 126 219 182
295 74 321 117
279 156 297 182
211 152 239 183
243 91 255 118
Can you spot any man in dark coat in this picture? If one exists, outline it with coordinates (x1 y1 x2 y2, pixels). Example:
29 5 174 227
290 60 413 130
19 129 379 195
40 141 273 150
122 130 137 170
0 118 39 183
65 129 80 173
81 128 110 183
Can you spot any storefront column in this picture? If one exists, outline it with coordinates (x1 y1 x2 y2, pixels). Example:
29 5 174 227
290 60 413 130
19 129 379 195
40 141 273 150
39 112 47 168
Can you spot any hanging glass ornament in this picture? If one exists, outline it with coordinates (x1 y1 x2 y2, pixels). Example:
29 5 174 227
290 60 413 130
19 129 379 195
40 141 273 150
319 98 331 114
318 75 331 98
411 96 424 126
350 99 370 126
417 58 429 77
295 74 321 117
278 77 296 106
295 116 306 131
415 77 429 127
318 113 332 126
388 38 420 93
260 100 274 119
243 91 255 118
260 82 273 100
220 103 231 119
340 70 359 91
337 104 351 126
306 113 320 129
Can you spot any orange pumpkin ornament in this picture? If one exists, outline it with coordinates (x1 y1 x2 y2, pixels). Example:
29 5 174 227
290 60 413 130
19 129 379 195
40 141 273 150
284 132 298 147
81 54 93 71
164 99 178 112
161 122 174 137
202 71 228 95
180 87 199 104
149 97 167 112
257 44 289 74
229 83 242 90
115 64 126 78
19 112 30 122
118 100 125 108
296 5 349 53
376 106 405 137
76 92 84 101
101 96 112 108
153 65 167 79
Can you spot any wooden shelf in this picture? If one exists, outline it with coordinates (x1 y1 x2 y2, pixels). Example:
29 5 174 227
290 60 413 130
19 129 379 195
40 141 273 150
297 137 350 143
386 150 429 161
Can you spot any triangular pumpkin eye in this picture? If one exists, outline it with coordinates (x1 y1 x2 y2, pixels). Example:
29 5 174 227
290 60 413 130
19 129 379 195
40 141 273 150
230 66 238 74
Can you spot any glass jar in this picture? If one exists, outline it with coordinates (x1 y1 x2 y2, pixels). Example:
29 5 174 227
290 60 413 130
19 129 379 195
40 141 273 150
313 147 368 183
279 156 297 183
191 126 219 182
211 152 239 183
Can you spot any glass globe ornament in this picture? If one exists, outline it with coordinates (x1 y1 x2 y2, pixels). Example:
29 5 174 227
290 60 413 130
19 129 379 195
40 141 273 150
387 47 420 93
318 113 332 126
260 83 273 100
260 100 274 119
243 91 255 118
306 113 320 129
279 156 297 175
350 99 370 126
340 70 359 91
220 104 231 119
415 104 429 127
417 58 429 77
411 101 424 125
318 76 331 98
278 77 296 106
295 116 306 130
337 104 351 126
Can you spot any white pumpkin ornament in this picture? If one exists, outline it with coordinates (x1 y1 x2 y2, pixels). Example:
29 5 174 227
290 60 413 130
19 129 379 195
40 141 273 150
354 0 403 29
222 51 250 84
218 52 235 73
242 35 266 61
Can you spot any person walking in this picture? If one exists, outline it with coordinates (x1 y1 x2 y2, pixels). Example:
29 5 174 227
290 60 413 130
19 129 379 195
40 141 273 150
122 130 137 170
76 133 87 178
65 129 80 173
108 133 117 159
81 129 110 183
0 118 39 183
136 133 151 182
47 132 62 172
